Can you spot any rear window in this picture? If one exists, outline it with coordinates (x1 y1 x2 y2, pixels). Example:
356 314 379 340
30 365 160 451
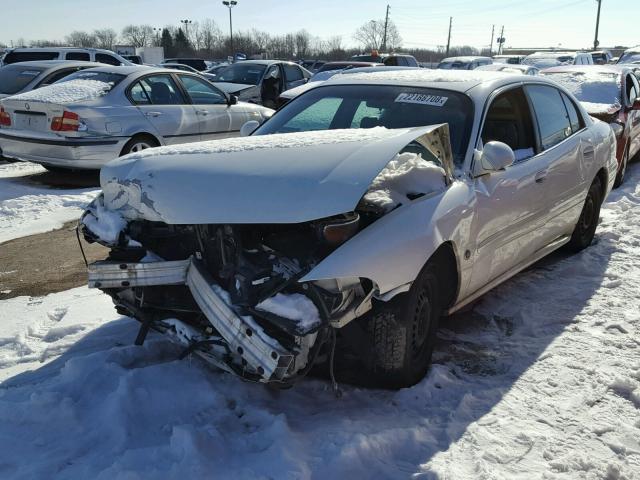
3 51 59 64
56 70 126 91
95 53 122 66
66 52 90 61
0 65 45 94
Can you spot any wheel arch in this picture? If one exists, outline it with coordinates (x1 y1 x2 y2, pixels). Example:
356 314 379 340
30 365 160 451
427 240 460 311
119 132 162 156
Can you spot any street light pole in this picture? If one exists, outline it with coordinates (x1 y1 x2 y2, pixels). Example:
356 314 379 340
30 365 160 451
222 1 238 59
180 19 193 43
593 0 602 50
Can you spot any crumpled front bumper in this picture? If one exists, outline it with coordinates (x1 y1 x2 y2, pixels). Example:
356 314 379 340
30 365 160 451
88 257 294 382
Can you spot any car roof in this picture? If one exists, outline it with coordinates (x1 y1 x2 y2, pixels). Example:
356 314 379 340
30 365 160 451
322 68 535 93
5 47 115 53
0 60 106 69
527 51 581 57
231 59 294 66
440 56 492 62
74 65 179 76
542 65 629 75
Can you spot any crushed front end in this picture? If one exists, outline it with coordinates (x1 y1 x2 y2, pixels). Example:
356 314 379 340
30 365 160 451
80 195 374 385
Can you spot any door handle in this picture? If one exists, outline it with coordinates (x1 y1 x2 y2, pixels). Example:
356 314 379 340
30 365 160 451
145 111 163 117
196 110 209 116
534 170 547 184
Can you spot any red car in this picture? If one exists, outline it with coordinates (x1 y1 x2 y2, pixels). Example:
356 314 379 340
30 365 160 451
542 65 640 186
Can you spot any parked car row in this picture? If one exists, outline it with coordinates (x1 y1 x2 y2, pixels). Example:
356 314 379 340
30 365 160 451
78 68 618 388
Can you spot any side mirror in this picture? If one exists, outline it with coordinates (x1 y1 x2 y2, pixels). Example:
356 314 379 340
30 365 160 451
240 120 260 137
227 95 238 106
480 141 515 172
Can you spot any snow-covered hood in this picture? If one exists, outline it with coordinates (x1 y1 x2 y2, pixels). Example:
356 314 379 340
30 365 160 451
100 125 451 224
212 82 256 94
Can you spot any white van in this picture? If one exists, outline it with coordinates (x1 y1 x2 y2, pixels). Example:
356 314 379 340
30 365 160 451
0 48 131 67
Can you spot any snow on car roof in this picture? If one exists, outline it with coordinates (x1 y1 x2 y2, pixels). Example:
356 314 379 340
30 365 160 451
440 56 492 62
326 68 519 91
7 79 113 104
541 68 622 114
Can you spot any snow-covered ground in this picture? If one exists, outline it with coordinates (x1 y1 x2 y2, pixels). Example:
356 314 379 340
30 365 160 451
0 164 638 479
0 161 98 243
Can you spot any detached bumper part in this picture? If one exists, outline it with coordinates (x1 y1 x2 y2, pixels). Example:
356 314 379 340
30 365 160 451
88 257 294 382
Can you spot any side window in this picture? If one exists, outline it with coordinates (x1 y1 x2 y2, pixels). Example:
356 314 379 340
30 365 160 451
626 75 639 104
133 75 185 105
350 102 383 128
95 53 121 66
385 57 400 66
527 85 573 150
406 57 419 67
283 64 304 83
66 52 90 61
560 92 583 133
129 81 152 104
481 87 536 162
179 75 226 104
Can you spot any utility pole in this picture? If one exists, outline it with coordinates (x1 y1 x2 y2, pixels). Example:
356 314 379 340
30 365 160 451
497 25 505 55
489 24 495 56
593 0 602 50
382 4 390 51
445 17 452 57
222 0 238 59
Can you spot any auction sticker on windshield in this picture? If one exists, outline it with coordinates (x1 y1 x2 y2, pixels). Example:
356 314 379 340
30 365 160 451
395 93 448 107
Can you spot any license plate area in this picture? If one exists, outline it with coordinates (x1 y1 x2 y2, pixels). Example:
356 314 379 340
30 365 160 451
14 111 47 131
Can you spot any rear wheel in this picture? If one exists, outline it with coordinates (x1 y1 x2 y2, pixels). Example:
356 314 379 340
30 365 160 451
120 135 159 156
613 142 629 188
358 258 445 388
566 176 602 252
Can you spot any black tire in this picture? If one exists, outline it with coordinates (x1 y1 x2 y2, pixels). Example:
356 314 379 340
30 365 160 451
613 142 629 188
42 165 70 173
360 259 445 388
120 134 159 156
566 176 602 252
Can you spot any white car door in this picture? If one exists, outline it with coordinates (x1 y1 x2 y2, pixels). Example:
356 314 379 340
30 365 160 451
178 74 262 139
525 84 589 243
467 86 551 294
130 74 200 145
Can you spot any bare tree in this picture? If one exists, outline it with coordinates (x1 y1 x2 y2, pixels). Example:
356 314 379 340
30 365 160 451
294 30 311 58
353 19 402 51
94 29 118 50
65 31 97 48
121 25 154 47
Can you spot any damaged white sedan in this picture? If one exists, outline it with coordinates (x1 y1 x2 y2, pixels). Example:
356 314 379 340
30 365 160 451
81 70 617 388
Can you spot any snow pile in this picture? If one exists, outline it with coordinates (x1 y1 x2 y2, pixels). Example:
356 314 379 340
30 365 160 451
81 195 126 245
0 161 99 243
256 292 321 331
363 151 446 211
543 71 622 114
0 165 639 478
117 127 391 162
5 79 113 104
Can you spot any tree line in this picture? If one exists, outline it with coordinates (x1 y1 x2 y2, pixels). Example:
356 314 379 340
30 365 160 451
2 18 489 63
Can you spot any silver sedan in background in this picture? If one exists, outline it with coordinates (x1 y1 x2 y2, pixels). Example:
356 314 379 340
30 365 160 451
0 66 273 170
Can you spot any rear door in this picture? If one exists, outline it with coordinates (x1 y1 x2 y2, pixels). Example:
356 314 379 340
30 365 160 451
525 84 588 243
128 73 199 145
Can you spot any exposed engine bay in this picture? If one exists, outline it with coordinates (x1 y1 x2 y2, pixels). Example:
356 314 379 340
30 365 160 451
81 207 380 385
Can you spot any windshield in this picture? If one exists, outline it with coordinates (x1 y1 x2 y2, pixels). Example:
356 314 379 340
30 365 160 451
523 55 574 68
543 71 621 106
256 84 474 165
618 51 640 64
214 63 267 85
437 61 471 70
56 70 126 90
0 65 45 94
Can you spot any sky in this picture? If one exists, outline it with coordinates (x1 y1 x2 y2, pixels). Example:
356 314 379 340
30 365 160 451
2 0 639 51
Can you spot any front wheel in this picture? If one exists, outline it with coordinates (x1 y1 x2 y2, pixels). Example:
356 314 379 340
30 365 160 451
358 259 444 388
566 176 602 252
